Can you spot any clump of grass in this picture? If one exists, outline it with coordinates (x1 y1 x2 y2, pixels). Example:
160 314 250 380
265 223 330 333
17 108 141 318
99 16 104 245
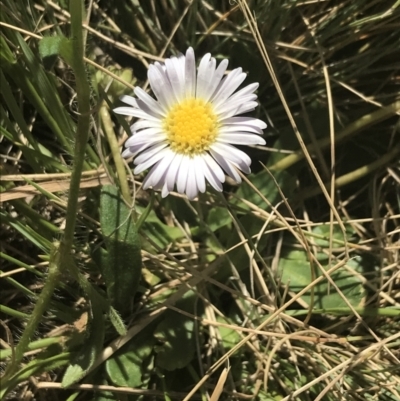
1 0 399 400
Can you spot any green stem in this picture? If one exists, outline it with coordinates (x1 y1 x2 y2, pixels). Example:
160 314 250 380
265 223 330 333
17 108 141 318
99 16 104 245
4 246 61 377
270 100 400 171
288 307 400 317
0 304 29 319
61 0 91 255
1 352 71 399
0 336 63 361
298 142 400 199
0 252 44 277
100 101 132 206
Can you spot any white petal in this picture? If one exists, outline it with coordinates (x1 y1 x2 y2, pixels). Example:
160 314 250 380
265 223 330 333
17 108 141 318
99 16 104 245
220 116 267 130
142 149 175 188
219 124 263 135
177 156 190 193
185 161 198 200
210 150 242 183
166 153 183 191
221 101 258 119
201 57 217 99
196 53 212 99
126 134 165 146
141 163 157 189
217 133 266 145
113 107 160 122
135 99 163 119
211 68 246 107
202 155 224 192
123 142 153 158
134 87 166 116
134 147 169 175
134 143 168 167
227 83 259 102
161 182 170 198
122 147 135 158
205 59 229 102
125 128 165 146
214 94 257 116
131 119 163 132
142 163 158 189
148 65 175 109
173 54 186 84
203 153 225 183
235 101 259 116
165 57 185 102
126 135 165 153
185 47 196 98
210 143 252 167
194 156 206 193
120 95 139 108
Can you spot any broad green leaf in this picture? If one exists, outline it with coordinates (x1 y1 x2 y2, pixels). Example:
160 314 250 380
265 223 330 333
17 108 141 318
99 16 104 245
105 328 154 388
217 317 241 350
62 301 105 387
93 67 135 101
207 207 231 232
136 205 183 248
279 251 366 309
39 35 73 65
100 185 142 315
154 291 199 371
154 312 195 371
311 224 350 248
235 168 296 210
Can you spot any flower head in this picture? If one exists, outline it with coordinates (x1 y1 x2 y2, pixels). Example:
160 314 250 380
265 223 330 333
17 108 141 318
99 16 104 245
114 47 266 200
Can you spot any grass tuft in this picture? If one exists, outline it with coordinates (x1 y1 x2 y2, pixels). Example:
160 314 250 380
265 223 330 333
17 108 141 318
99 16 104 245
1 0 399 400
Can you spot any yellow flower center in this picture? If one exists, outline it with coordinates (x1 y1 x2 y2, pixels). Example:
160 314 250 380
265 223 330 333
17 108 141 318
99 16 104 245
163 98 219 155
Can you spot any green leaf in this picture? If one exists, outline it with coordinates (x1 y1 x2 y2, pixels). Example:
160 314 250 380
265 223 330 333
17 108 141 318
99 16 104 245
39 35 73 65
154 311 196 371
217 317 241 350
62 301 105 387
311 224 348 248
105 328 154 388
279 251 367 309
108 306 127 336
207 207 231 232
100 185 142 315
137 205 183 248
152 291 199 371
91 388 118 401
0 35 16 65
235 168 296 210
93 67 135 102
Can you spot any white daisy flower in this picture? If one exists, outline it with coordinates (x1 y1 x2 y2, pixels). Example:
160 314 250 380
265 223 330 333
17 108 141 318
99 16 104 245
114 47 266 200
